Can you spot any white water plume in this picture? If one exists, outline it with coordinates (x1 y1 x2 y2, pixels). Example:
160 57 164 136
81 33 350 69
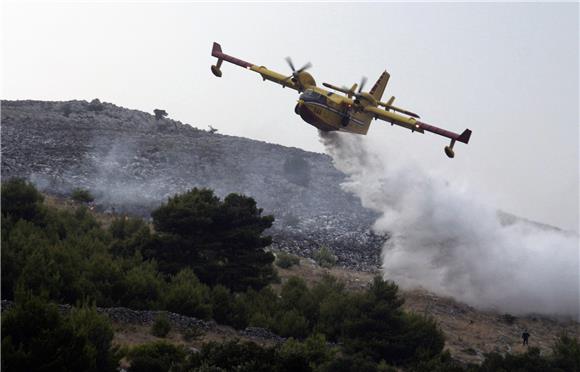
320 132 579 318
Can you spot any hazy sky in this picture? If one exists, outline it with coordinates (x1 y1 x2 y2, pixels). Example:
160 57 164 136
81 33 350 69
2 2 578 231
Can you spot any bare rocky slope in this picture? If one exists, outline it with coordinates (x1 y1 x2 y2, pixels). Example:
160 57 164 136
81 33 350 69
1 99 385 270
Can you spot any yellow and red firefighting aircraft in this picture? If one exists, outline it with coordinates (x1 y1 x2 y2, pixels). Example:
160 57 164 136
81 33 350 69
210 42 471 158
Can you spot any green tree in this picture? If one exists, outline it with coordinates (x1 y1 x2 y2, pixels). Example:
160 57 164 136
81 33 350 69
1 296 93 372
341 277 444 365
148 188 276 291
127 341 188 372
151 313 172 338
108 216 151 257
69 303 120 372
163 268 212 319
1 178 46 224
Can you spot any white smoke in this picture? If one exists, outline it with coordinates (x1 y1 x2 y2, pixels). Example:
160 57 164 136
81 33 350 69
320 132 579 318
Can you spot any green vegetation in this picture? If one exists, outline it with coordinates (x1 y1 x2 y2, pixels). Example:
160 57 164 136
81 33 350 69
71 188 95 203
314 245 337 268
2 178 579 371
151 312 171 338
147 188 276 291
276 251 301 269
1 295 120 372
126 341 187 372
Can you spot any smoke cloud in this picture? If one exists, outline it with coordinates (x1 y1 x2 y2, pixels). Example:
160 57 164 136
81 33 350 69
320 132 579 318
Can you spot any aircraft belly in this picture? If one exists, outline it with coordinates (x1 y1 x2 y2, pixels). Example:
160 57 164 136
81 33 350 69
299 103 338 131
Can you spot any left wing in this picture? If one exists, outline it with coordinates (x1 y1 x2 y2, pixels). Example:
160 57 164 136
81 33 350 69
365 105 472 158
211 42 302 91
365 106 424 133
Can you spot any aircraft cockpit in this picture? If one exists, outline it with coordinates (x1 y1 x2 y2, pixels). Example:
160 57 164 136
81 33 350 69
299 90 327 105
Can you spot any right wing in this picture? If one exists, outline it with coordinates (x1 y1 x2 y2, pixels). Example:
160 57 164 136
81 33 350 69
211 42 302 91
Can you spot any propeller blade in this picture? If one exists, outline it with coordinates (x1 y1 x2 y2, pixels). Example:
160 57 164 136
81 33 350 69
285 57 296 72
296 62 312 73
358 77 367 93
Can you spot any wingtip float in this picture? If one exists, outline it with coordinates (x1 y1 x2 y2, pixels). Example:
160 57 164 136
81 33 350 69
210 41 472 158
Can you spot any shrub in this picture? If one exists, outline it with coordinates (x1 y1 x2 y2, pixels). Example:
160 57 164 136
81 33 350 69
153 109 168 120
340 277 444 365
69 303 120 371
551 333 580 372
182 325 205 342
127 341 188 372
187 340 276 372
314 246 337 268
163 268 212 319
501 313 517 325
71 188 95 203
88 98 104 112
151 312 172 338
108 217 151 257
275 251 300 269
209 285 235 325
122 263 165 310
1 178 45 224
1 295 93 372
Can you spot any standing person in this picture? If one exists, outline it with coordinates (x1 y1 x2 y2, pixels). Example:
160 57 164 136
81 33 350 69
522 329 530 346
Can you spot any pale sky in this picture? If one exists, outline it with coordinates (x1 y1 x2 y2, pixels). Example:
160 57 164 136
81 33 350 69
2 2 578 231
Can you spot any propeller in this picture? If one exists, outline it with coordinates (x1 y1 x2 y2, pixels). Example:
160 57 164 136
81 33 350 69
356 77 367 94
284 57 312 83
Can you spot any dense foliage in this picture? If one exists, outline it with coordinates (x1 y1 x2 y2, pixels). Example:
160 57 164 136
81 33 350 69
1 295 119 372
147 188 277 291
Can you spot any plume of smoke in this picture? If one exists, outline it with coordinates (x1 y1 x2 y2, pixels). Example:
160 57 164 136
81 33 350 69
320 131 579 318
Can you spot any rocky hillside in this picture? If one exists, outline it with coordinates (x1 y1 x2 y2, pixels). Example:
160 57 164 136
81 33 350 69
1 100 385 270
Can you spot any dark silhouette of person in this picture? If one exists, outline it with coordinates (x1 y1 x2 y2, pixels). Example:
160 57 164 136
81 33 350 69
522 330 530 346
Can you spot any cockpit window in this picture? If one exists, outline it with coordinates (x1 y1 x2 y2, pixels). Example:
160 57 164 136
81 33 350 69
300 90 327 104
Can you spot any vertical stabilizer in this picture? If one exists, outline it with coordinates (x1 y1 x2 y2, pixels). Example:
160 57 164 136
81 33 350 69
368 71 390 102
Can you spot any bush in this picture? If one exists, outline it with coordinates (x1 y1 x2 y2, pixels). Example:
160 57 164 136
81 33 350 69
69 303 121 371
1 295 94 372
275 251 300 269
1 178 45 224
314 246 337 268
108 217 151 257
163 268 212 319
151 313 172 338
340 277 445 365
209 285 235 325
187 340 276 372
182 325 205 342
71 188 95 203
88 98 104 112
127 341 188 372
501 313 517 325
551 333 580 372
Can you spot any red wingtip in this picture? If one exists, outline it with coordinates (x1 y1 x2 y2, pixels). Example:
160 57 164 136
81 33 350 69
458 129 472 144
212 42 222 57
